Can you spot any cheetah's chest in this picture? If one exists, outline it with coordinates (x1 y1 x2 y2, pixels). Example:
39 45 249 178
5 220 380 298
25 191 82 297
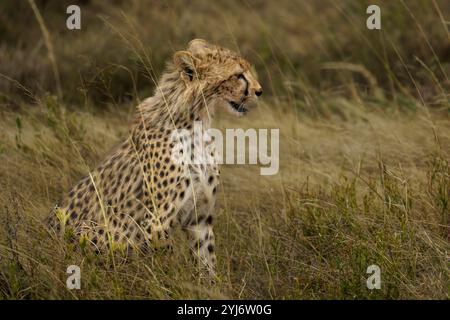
177 129 220 225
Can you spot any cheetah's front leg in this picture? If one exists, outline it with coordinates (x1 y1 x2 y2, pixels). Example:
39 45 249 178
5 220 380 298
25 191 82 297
184 214 216 277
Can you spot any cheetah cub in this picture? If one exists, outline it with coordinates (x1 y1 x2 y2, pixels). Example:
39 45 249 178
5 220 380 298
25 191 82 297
49 39 262 275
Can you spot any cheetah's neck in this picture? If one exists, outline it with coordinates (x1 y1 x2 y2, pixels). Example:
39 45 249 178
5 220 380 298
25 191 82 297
134 66 214 131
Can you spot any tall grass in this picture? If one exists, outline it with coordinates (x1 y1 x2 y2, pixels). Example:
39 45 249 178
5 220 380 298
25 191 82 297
27 0 62 99
0 0 449 299
0 96 449 299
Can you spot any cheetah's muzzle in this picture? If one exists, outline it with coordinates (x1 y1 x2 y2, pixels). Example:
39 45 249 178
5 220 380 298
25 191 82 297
229 101 248 114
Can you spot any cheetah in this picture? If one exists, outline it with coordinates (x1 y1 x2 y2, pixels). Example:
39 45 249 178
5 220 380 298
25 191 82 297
48 39 262 275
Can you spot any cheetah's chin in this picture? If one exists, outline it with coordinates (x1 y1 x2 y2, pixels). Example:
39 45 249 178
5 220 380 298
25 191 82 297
229 101 248 114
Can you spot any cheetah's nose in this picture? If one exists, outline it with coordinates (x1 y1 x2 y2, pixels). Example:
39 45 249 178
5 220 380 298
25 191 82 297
255 89 263 97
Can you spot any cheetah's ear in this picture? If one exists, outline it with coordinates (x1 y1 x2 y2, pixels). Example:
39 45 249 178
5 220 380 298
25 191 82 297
173 51 199 82
187 39 211 55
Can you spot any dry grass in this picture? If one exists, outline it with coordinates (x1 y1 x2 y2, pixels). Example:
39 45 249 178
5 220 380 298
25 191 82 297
1 0 449 106
0 96 448 299
0 0 449 299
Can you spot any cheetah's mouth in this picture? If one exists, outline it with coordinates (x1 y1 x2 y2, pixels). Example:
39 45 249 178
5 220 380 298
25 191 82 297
229 101 248 114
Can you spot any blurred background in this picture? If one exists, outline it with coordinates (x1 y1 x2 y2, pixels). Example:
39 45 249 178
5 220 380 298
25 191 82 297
1 0 449 110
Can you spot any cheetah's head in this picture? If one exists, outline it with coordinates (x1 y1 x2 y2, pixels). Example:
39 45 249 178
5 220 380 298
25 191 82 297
173 39 262 116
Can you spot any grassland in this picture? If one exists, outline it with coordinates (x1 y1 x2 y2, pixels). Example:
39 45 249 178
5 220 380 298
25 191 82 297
0 0 449 299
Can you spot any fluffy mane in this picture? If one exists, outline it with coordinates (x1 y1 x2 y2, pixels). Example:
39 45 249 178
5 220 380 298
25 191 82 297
134 62 214 129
